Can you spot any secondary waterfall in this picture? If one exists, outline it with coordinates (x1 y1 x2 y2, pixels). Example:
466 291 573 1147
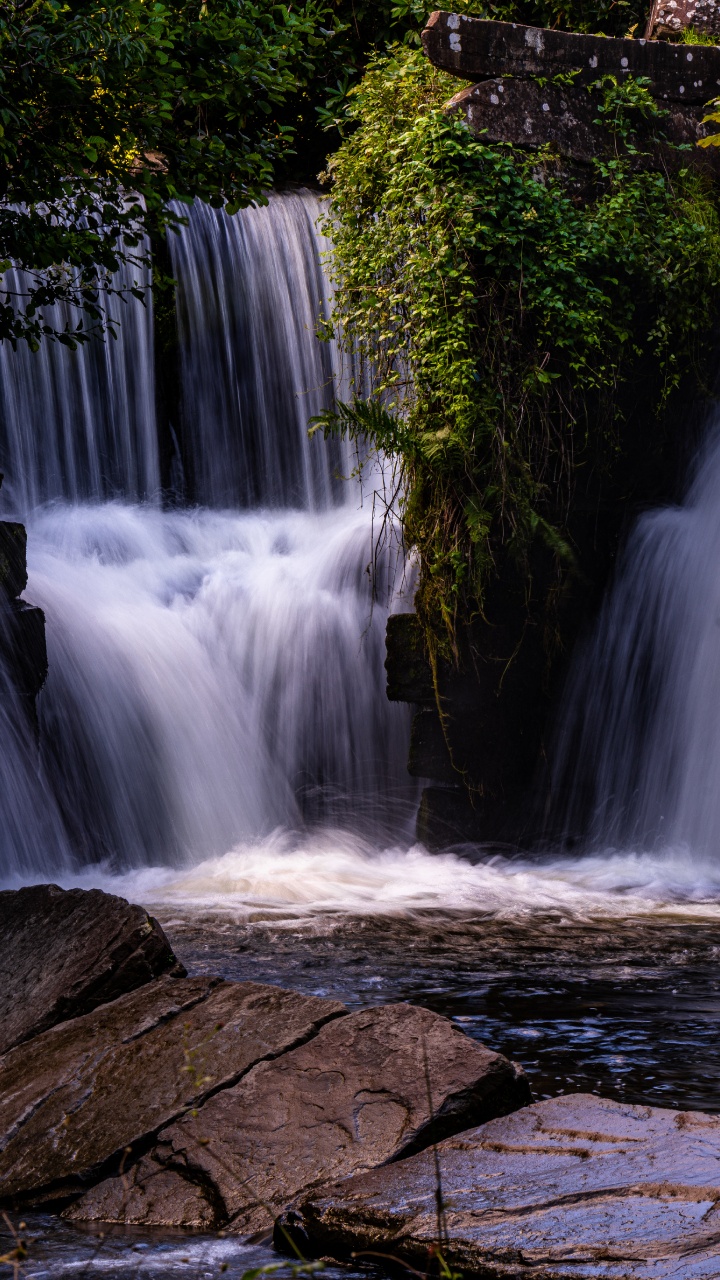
549 415 720 858
0 190 413 879
0 259 158 510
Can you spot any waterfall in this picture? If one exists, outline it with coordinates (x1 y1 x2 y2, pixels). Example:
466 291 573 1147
0 191 413 878
549 417 720 858
170 193 349 509
0 260 158 512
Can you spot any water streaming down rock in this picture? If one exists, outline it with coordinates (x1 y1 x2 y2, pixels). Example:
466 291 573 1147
0 191 413 877
549 415 720 857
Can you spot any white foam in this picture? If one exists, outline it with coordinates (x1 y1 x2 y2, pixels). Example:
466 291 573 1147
19 831 720 924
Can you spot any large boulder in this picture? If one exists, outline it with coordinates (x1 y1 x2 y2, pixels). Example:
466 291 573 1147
649 0 720 41
0 884 183 1054
66 1003 530 1235
279 1093 720 1278
0 976 345 1209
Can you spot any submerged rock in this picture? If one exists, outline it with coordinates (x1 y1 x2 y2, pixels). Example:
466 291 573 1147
0 884 182 1054
0 976 345 1208
67 1002 530 1235
280 1092 720 1278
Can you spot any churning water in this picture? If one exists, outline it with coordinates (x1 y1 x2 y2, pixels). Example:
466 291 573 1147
3 190 720 912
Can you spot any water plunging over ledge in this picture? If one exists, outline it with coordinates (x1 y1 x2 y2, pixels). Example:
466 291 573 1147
0 190 414 877
549 414 720 861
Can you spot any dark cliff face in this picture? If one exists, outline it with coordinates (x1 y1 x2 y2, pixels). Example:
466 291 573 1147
0 502 47 726
388 13 720 850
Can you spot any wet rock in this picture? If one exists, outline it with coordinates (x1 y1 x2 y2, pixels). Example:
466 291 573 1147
0 602 48 703
416 785 499 849
0 519 46 714
0 975 345 1208
65 1154 221 1230
0 884 183 1054
385 614 434 704
409 707 457 784
71 1002 530 1236
282 1092 720 1278
0 522 27 599
422 11 720 103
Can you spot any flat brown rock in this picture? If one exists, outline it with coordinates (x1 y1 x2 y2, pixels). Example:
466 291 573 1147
72 1002 530 1236
65 1156 219 1230
282 1093 720 1278
0 976 345 1208
422 11 720 103
0 884 183 1053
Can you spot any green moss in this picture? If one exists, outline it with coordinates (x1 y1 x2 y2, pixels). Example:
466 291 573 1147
314 49 720 650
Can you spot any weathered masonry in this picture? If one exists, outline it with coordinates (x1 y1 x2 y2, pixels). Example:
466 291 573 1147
424 11 720 171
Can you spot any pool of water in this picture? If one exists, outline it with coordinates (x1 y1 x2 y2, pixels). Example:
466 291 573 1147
159 905 720 1114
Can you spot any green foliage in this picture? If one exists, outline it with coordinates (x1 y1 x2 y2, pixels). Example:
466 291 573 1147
2 0 655 346
316 48 720 641
591 73 668 143
699 93 720 146
0 0 338 347
678 24 719 43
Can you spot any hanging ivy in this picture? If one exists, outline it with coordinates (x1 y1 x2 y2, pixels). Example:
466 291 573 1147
313 48 720 649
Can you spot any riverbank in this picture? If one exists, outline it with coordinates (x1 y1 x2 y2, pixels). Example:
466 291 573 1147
2 878 719 1279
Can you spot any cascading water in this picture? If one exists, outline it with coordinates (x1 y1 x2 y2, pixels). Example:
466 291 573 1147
0 260 158 510
4 195 720 1156
548 415 720 860
0 189 413 879
170 195 349 509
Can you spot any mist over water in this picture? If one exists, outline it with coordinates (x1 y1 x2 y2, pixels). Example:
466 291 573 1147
26 501 412 871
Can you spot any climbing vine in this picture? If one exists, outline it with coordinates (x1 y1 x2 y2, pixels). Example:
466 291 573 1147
315 49 720 647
